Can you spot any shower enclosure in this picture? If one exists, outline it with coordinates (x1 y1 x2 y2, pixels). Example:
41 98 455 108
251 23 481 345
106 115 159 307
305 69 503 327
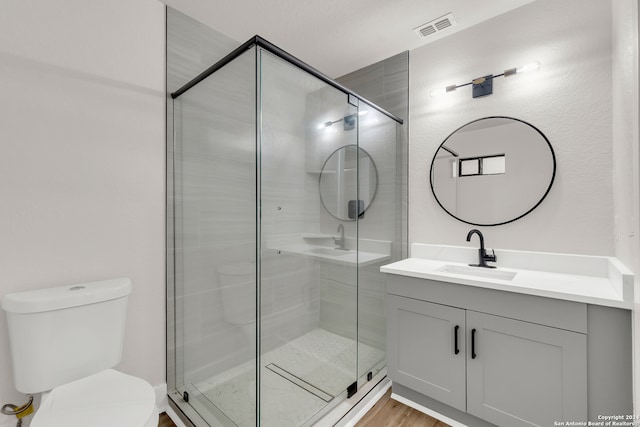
167 35 406 426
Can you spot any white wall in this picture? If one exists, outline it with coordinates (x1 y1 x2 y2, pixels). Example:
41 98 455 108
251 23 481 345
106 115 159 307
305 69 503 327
611 0 640 411
0 0 166 422
410 0 640 410
409 0 614 255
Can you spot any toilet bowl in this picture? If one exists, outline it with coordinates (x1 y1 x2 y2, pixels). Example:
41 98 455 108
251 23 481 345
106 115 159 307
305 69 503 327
32 370 158 427
1 278 158 427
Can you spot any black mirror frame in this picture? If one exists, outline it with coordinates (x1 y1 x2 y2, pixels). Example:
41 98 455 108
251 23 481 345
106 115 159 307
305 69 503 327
429 116 557 227
319 144 378 221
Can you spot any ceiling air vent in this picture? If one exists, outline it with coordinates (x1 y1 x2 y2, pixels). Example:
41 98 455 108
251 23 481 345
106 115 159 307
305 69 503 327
414 13 457 39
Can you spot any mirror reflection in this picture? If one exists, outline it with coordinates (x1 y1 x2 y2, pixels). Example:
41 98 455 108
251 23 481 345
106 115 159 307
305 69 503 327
319 145 378 221
430 116 556 226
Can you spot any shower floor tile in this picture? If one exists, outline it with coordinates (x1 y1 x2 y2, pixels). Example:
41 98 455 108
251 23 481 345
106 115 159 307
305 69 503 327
193 328 384 427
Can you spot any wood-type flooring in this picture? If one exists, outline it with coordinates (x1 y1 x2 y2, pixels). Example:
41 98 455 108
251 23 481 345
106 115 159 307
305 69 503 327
354 389 450 427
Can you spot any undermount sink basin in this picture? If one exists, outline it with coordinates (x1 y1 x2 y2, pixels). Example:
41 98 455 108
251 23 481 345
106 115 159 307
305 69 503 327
305 247 352 256
437 264 517 281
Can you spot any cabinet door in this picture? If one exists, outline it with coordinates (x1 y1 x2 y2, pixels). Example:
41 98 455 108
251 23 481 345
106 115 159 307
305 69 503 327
467 311 587 427
387 295 466 411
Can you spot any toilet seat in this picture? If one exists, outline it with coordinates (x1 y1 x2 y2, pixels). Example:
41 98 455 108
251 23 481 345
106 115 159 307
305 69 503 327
31 369 158 427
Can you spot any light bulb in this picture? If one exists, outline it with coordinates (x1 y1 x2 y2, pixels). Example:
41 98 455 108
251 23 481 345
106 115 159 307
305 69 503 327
516 61 540 73
430 85 457 98
429 85 458 98
430 87 447 98
506 61 541 76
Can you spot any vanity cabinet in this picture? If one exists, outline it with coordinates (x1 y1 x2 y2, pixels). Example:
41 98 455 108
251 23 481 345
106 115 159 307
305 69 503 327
465 311 586 426
388 294 587 427
383 248 633 427
387 297 466 411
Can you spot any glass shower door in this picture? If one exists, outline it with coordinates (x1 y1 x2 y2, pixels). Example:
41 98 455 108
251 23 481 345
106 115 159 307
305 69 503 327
171 48 258 426
258 49 359 426
356 107 402 387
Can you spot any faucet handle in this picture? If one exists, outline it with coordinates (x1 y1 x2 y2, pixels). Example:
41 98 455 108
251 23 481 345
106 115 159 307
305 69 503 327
484 249 497 262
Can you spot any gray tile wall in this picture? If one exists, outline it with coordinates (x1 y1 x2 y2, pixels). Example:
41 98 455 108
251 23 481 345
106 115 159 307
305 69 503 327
337 51 409 122
166 7 251 389
337 51 409 260
259 51 325 353
335 53 409 360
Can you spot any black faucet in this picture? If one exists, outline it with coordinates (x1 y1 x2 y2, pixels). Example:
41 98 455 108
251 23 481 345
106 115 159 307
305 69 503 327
466 229 497 268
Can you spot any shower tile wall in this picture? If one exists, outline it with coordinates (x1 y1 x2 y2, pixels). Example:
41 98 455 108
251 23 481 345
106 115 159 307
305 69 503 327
166 8 252 388
174 49 257 388
307 53 409 353
309 110 399 352
259 52 325 353
337 51 410 260
303 86 361 346
167 10 324 387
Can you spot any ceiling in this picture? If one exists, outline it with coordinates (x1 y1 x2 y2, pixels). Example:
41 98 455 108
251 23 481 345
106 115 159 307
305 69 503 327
163 0 536 78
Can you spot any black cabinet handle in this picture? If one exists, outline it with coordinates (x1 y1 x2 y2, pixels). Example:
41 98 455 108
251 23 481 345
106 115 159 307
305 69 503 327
454 325 460 355
471 328 477 359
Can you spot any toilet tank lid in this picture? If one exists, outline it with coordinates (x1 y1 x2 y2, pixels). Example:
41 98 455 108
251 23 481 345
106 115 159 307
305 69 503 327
1 278 132 314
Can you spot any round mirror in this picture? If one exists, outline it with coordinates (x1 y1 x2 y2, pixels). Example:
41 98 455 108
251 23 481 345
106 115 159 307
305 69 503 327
319 145 378 221
430 116 556 226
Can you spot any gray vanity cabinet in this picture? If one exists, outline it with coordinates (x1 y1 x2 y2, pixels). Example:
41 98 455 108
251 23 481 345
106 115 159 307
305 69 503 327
466 311 587 427
387 290 588 427
387 296 466 411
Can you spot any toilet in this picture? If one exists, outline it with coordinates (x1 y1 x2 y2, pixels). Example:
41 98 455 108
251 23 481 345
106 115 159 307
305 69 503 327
1 278 158 427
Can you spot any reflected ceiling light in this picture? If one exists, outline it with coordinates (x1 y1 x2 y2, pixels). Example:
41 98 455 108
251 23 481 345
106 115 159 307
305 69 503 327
317 113 360 131
430 61 541 98
317 119 341 130
358 110 369 116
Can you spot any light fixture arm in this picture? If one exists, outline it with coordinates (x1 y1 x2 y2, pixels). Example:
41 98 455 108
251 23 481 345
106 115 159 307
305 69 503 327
429 61 540 98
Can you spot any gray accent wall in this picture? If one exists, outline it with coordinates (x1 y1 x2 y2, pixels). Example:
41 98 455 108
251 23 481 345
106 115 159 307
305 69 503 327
337 51 409 260
332 53 410 353
337 51 409 121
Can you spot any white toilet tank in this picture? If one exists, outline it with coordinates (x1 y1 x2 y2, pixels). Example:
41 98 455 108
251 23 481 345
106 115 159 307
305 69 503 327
1 278 132 394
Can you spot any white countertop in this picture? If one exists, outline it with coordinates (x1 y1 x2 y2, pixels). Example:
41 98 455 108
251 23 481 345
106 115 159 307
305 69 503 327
380 244 634 309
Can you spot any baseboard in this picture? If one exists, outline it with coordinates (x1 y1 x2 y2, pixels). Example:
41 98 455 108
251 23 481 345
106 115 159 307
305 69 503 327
166 404 190 427
391 392 468 427
154 383 168 413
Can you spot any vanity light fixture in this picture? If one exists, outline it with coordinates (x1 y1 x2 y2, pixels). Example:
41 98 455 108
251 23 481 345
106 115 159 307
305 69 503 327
429 61 540 98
